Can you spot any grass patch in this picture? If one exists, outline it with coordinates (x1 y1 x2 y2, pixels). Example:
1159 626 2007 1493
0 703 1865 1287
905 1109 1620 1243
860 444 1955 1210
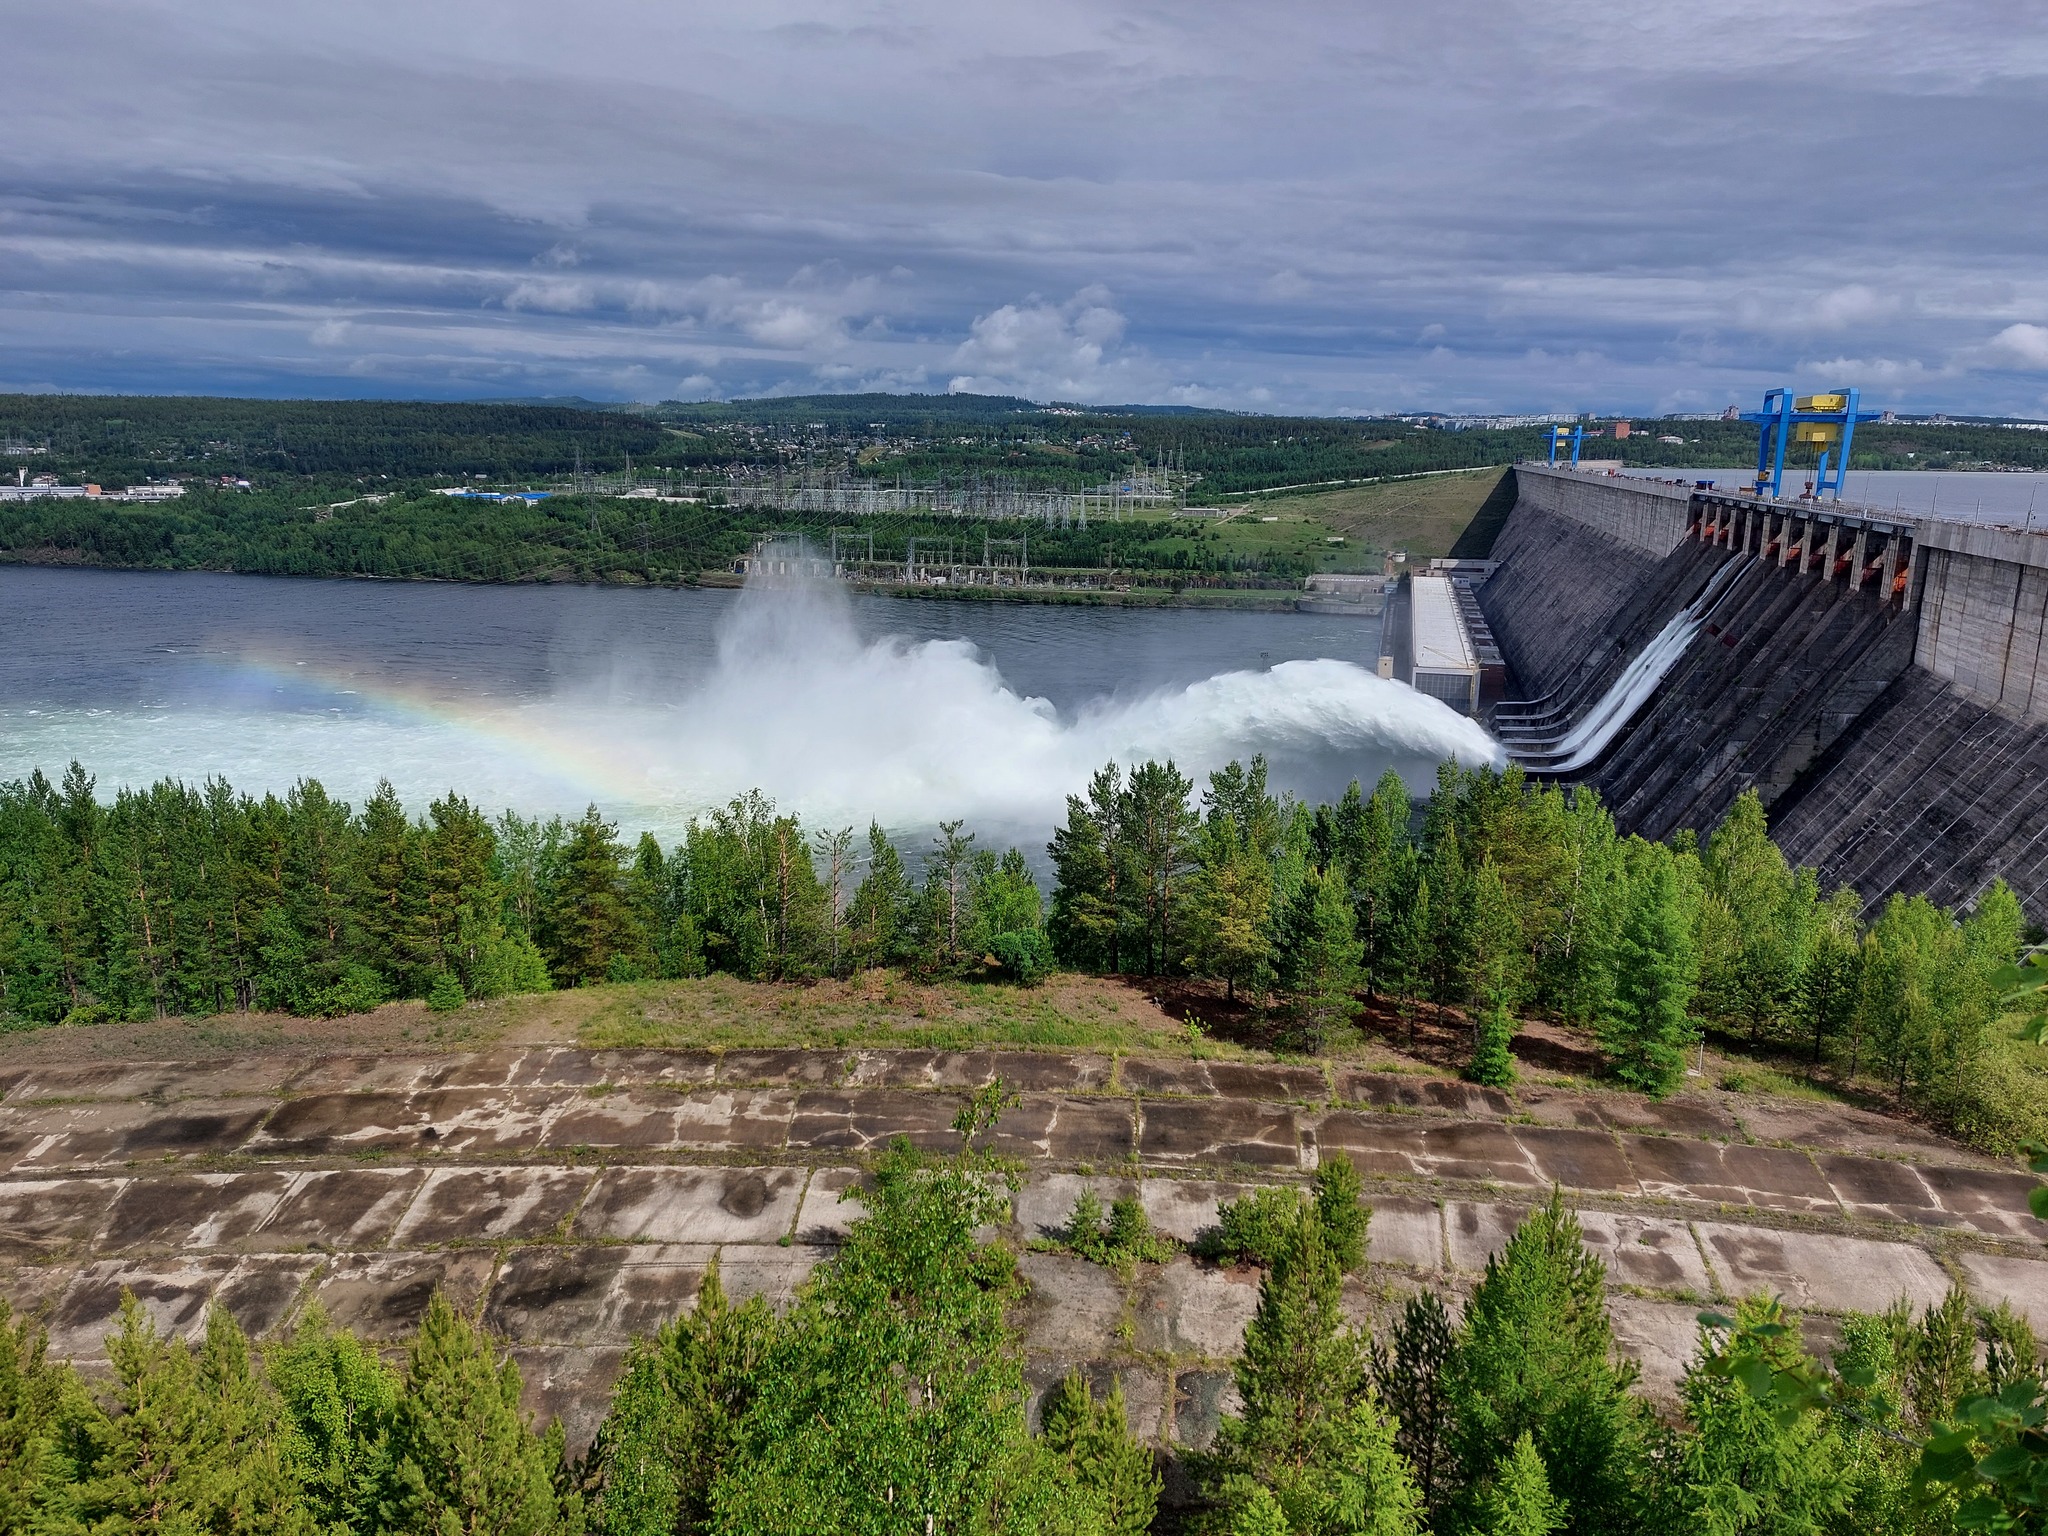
571 972 1205 1056
1243 468 1512 563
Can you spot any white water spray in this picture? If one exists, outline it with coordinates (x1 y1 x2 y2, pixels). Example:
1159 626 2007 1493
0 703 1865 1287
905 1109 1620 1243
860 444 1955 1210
0 571 1501 839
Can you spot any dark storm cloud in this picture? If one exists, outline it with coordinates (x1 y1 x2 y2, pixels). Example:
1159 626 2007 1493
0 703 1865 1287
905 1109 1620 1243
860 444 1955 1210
3 0 2045 413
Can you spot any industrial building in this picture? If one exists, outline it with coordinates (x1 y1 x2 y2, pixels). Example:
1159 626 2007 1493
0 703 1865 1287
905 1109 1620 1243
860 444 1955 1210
1378 569 1507 717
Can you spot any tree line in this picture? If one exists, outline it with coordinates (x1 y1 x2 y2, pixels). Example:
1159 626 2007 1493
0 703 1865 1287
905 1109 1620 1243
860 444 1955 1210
0 767 1055 1029
1047 758 2037 1148
2 1092 2042 1534
5 757 2039 1149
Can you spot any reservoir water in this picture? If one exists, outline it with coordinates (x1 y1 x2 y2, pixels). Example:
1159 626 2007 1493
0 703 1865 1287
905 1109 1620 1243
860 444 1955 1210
0 567 1495 846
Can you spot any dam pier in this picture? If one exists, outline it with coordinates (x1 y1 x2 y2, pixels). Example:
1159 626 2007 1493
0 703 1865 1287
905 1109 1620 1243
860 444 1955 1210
1432 463 2048 912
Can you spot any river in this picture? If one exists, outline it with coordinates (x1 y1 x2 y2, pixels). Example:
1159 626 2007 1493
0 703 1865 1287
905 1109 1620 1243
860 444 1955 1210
0 567 1496 847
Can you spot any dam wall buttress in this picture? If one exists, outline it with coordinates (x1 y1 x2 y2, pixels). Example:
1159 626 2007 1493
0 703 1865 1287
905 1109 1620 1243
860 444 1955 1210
1480 467 2048 912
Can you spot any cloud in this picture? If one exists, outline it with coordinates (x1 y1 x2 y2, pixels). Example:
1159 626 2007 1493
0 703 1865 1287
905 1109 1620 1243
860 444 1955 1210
1981 324 2048 371
947 288 1143 400
0 0 2044 411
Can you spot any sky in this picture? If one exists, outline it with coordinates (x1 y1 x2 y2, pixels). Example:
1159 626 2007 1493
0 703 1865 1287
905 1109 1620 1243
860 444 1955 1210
3 0 2046 417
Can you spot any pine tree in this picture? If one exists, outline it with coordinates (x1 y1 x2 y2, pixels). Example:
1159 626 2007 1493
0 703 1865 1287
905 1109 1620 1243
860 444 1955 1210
709 1091 1056 1534
0 1300 66 1530
1474 1430 1566 1536
1313 1152 1370 1275
541 805 637 986
1464 859 1525 1087
1274 864 1362 1052
57 1295 313 1535
1206 1204 1421 1535
1599 849 1695 1097
1047 763 1123 972
1119 759 1199 977
1370 1290 1457 1525
848 821 912 972
1039 1372 1161 1536
1657 1297 1845 1535
587 1259 774 1536
1445 1193 1643 1536
379 1291 573 1536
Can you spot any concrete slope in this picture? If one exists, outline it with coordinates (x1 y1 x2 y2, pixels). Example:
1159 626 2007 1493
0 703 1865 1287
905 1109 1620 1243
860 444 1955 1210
1773 668 2048 911
1587 565 1918 840
3 1046 2041 1457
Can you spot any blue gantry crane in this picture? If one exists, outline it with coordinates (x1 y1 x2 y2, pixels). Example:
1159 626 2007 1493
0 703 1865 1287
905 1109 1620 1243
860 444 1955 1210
1546 423 1585 467
1741 388 1882 499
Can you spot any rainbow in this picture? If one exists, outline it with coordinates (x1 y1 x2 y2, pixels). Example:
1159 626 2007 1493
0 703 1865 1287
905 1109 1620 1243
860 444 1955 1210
200 652 657 805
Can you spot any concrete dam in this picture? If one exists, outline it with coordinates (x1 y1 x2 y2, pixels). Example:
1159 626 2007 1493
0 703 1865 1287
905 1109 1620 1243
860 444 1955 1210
1467 464 2048 913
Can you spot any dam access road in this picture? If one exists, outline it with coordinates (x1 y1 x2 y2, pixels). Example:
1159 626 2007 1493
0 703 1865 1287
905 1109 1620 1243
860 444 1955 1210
2 1036 2043 1458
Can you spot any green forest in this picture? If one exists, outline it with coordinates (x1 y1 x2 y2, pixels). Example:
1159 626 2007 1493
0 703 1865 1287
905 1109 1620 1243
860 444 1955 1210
3 1103 2046 1534
4 758 2044 1155
0 488 1346 587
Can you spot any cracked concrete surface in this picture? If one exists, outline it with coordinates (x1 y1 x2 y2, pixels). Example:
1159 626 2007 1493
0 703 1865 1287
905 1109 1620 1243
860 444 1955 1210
2 1044 2042 1448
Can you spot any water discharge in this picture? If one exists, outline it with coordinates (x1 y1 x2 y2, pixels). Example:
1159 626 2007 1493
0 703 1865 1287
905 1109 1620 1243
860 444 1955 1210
1 569 1500 842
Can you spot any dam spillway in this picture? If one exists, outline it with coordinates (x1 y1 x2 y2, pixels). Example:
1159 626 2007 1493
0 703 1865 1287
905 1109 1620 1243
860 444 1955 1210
1467 464 2048 914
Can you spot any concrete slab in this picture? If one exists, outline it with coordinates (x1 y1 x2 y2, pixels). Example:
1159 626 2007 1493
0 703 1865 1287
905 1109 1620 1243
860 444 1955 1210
7 1099 272 1169
603 1246 717 1338
1737 1100 1973 1163
540 1090 686 1151
393 1166 594 1245
1037 1097 1138 1163
1446 1203 1710 1295
531 1048 715 1089
46 1255 239 1357
1511 1126 1641 1193
1313 1116 1540 1186
1607 1296 1708 1409
1170 1369 1242 1449
1817 1155 1943 1227
673 1090 795 1152
845 1049 1109 1093
422 1047 533 1090
1140 1179 1249 1246
283 1056 444 1094
1140 1100 1302 1168
712 1246 829 1308
248 1091 425 1154
1334 1072 1512 1118
0 1262 82 1321
255 1168 427 1251
211 1255 321 1339
1957 1252 2048 1335
1620 1136 1839 1214
514 1344 630 1458
1576 1210 1716 1297
1915 1164 2048 1242
100 1172 296 1253
402 1087 560 1155
1695 1223 1952 1314
793 1167 867 1245
312 1250 499 1341
484 1246 629 1344
1117 1058 1216 1097
1132 1258 1262 1358
0 1177 125 1260
1202 1062 1329 1103
1362 1196 1444 1271
5 1058 300 1103
573 1166 805 1245
717 1049 846 1087
1015 1250 1128 1355
1516 1087 1737 1140
788 1089 966 1153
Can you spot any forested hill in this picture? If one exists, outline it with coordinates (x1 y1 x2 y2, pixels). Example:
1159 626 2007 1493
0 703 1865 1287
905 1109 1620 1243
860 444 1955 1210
0 395 667 485
5 391 2045 501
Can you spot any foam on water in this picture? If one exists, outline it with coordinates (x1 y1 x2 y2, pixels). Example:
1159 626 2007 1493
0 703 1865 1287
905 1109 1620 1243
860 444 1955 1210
1 573 1501 839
